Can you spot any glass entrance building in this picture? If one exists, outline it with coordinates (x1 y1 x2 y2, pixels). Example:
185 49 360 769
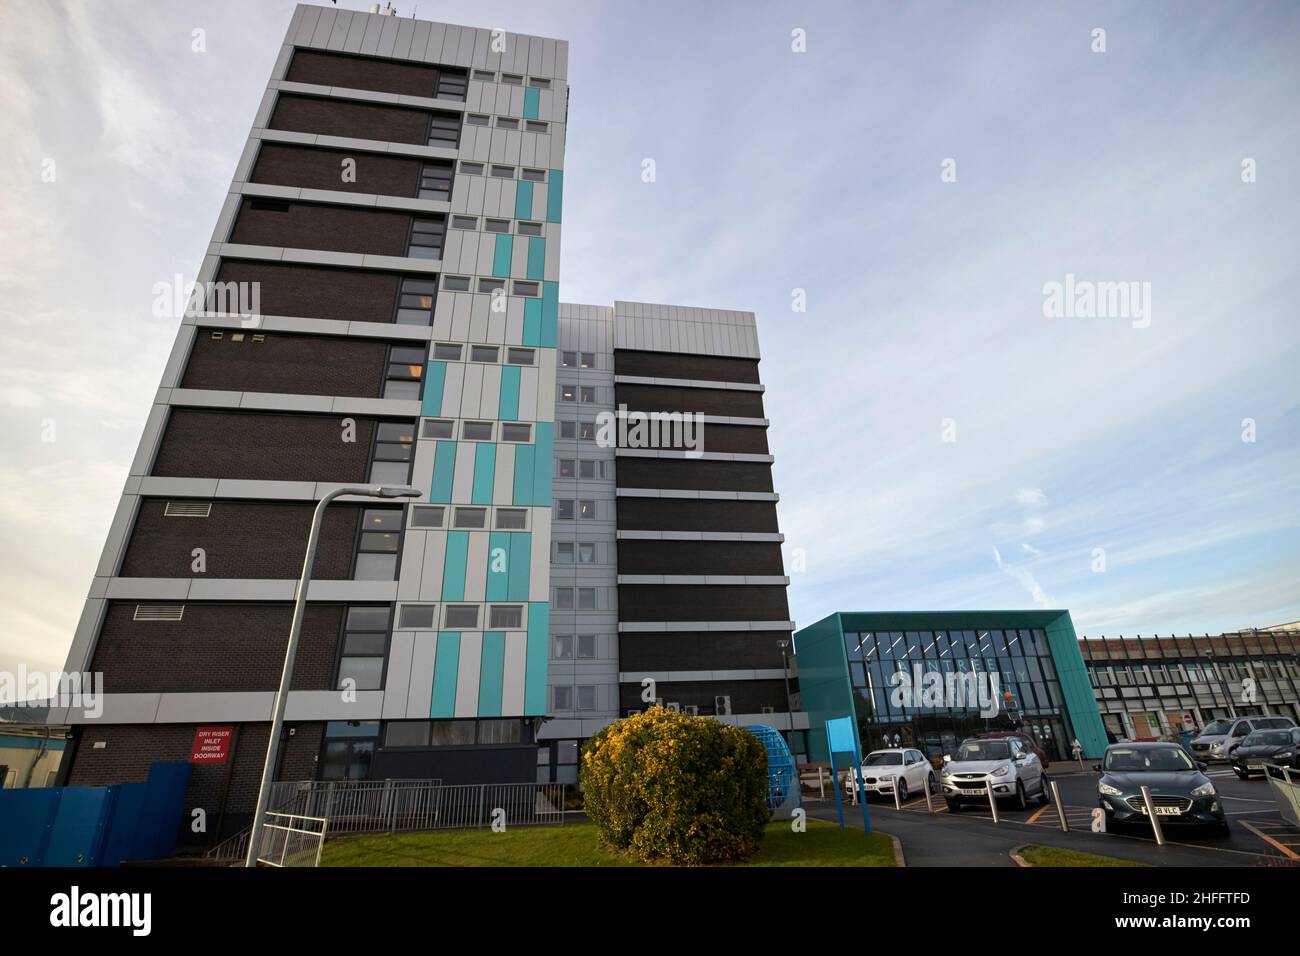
795 610 1109 761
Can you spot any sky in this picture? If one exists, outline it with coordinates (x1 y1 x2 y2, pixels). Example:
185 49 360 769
1 0 1297 677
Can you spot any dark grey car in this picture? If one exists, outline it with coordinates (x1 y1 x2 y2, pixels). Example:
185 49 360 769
1096 742 1228 835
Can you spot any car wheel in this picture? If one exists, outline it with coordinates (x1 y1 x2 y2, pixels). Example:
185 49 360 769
1038 774 1051 805
897 779 909 802
927 772 937 795
1233 769 1248 780
1014 780 1027 810
946 799 960 813
1214 821 1231 837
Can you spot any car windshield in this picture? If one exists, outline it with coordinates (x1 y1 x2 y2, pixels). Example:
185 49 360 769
1244 731 1292 746
954 741 1010 761
864 752 903 766
1256 718 1295 730
1200 720 1232 736
1104 747 1195 772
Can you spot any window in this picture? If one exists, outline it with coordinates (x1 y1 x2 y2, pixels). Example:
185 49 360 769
484 218 510 234
354 509 401 580
559 384 576 402
421 419 454 439
441 276 470 292
517 221 543 236
554 635 574 659
462 421 493 440
337 606 389 691
495 508 527 530
395 278 437 325
409 505 445 528
579 421 596 441
451 215 477 230
553 685 573 709
500 423 531 442
398 605 437 628
553 587 574 609
478 278 505 294
513 281 539 297
489 605 523 628
554 542 574 563
560 351 577 367
577 588 596 609
433 343 462 360
557 459 576 478
578 500 596 520
444 605 479 628
496 117 519 130
459 161 485 175
427 113 460 148
526 121 548 134
385 722 430 747
521 168 546 182
464 113 490 127
436 70 468 100
370 421 414 484
501 73 523 86
473 69 495 81
528 77 551 89
578 460 605 479
555 500 575 520
384 345 425 400
576 686 596 711
470 345 499 363
453 507 487 529
490 165 515 178
429 721 476 746
579 386 595 403
558 421 576 439
419 163 452 201
577 543 596 564
506 347 535 365
408 218 445 259
579 352 596 368
576 635 597 659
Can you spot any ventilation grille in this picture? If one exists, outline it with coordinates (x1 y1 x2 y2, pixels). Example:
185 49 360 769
164 501 211 518
134 605 185 622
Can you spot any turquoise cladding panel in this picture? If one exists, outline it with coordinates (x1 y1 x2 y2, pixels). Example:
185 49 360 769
1044 614 1110 758
514 180 534 220
792 614 855 763
471 442 496 504
478 632 506 717
523 86 540 119
499 365 521 421
526 237 545 280
431 633 461 718
492 234 512 277
421 361 447 417
522 298 543 347
524 602 549 715
507 532 531 601
546 170 563 223
486 530 510 601
430 441 457 503
442 531 469 601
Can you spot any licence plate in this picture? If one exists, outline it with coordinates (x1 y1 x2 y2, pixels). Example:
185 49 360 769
1247 762 1265 769
960 788 987 795
1138 806 1182 816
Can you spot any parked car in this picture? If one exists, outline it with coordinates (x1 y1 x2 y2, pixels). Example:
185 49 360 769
1096 742 1228 835
941 737 1049 811
976 730 1052 770
1189 715 1296 762
845 748 937 801
1230 727 1300 778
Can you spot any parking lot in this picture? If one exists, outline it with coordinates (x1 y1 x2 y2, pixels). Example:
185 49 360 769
804 762 1300 866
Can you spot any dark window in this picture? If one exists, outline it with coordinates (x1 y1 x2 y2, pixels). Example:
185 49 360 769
337 607 390 691
500 423 531 442
407 218 445 259
394 277 437 326
418 162 452 200
496 508 527 529
370 421 414 484
489 605 523 628
384 345 426 400
436 70 468 100
354 509 402 580
427 113 461 148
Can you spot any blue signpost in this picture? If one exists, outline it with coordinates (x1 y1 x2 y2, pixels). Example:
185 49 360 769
825 715 870 833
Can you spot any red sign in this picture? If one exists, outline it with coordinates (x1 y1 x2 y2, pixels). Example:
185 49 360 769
190 725 234 764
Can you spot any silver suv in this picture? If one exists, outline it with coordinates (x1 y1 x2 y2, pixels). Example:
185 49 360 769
1190 715 1296 762
941 736 1050 811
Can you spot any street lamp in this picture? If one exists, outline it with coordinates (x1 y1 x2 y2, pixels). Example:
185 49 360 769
778 639 795 749
246 483 421 867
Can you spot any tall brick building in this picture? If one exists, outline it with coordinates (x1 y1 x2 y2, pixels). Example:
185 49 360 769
52 4 803 846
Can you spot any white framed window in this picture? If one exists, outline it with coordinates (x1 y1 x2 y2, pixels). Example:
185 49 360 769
462 421 493 440
398 605 437 628
421 419 454 439
489 605 523 628
495 508 527 530
453 507 487 529
500 423 531 442
444 605 479 628
409 505 445 528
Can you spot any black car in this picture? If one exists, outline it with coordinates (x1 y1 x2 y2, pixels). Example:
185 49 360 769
1231 727 1300 778
1096 742 1228 835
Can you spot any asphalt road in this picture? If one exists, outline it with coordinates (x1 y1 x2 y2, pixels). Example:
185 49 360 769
802 762 1300 867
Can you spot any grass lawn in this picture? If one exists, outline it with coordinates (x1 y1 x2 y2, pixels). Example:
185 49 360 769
1017 844 1150 867
321 819 895 867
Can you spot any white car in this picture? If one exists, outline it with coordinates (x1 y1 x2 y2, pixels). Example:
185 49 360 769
845 748 937 802
941 736 1050 811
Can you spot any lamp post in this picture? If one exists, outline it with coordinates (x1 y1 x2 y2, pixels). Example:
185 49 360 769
245 483 421 867
778 639 795 750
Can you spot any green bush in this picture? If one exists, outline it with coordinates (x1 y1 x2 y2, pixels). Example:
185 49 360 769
579 706 770 865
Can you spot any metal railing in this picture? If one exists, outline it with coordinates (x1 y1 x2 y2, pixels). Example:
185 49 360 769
256 812 328 867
